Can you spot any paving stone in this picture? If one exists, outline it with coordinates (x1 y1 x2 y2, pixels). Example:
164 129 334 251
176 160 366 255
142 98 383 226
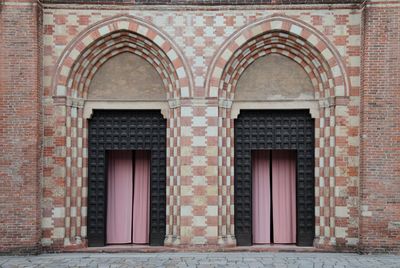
1 252 400 268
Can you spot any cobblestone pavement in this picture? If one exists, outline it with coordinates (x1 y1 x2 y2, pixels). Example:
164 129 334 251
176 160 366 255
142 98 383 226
1 252 399 268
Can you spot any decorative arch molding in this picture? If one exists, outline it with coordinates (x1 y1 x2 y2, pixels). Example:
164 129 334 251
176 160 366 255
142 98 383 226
218 33 332 102
213 15 350 247
52 14 194 101
206 14 349 99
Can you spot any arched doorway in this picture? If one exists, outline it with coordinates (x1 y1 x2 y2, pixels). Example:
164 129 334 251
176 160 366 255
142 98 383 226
86 52 168 247
233 54 315 246
209 16 349 247
50 15 192 247
88 110 166 246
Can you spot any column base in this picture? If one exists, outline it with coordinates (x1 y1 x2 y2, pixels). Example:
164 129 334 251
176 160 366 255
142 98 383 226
218 235 237 247
164 235 181 246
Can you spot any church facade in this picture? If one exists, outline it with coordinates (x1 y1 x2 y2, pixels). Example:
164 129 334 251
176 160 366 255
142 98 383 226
1 0 399 253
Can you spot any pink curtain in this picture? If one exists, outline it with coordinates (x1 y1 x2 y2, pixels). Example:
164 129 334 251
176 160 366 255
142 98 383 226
252 150 272 244
272 150 296 244
132 150 150 244
106 150 133 244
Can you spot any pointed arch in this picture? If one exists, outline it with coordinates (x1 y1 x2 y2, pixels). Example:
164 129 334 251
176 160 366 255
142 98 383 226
52 15 194 100
206 14 349 99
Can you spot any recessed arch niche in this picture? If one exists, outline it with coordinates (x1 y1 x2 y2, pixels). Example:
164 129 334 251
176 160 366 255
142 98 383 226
85 47 169 248
214 28 333 247
235 54 314 101
88 52 166 101
232 53 317 246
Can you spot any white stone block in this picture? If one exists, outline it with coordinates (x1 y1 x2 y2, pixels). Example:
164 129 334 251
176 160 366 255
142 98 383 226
206 226 218 237
41 218 53 228
192 117 207 127
53 207 65 218
335 227 347 238
290 24 302 36
271 20 283 30
206 126 218 137
53 228 65 239
181 206 192 216
193 216 206 226
176 66 186 79
207 206 218 216
206 106 218 117
335 206 349 217
137 25 148 36
181 106 193 117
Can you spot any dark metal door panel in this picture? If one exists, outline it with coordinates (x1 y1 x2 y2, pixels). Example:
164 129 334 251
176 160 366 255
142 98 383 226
234 110 314 246
88 110 166 247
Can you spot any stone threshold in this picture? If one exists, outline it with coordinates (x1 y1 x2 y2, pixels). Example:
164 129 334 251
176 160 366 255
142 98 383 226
63 244 334 253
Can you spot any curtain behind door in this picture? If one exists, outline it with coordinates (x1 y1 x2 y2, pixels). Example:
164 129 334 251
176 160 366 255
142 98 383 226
272 150 296 244
252 150 272 244
106 150 133 244
132 150 150 244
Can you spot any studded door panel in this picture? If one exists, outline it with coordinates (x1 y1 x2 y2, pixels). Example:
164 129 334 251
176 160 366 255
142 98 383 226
234 110 314 246
88 110 166 246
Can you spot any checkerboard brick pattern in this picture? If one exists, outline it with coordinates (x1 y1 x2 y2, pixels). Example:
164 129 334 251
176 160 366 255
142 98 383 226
39 6 363 250
178 102 219 244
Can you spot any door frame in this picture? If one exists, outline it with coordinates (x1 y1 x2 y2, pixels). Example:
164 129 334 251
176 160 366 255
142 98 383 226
87 110 166 246
234 110 315 246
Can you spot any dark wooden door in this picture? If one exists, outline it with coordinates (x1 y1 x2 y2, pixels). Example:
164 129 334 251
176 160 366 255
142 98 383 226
234 110 315 246
88 110 166 246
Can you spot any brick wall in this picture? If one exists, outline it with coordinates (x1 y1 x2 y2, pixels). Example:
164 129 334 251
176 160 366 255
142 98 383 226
1 0 399 254
0 0 42 254
360 1 400 253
